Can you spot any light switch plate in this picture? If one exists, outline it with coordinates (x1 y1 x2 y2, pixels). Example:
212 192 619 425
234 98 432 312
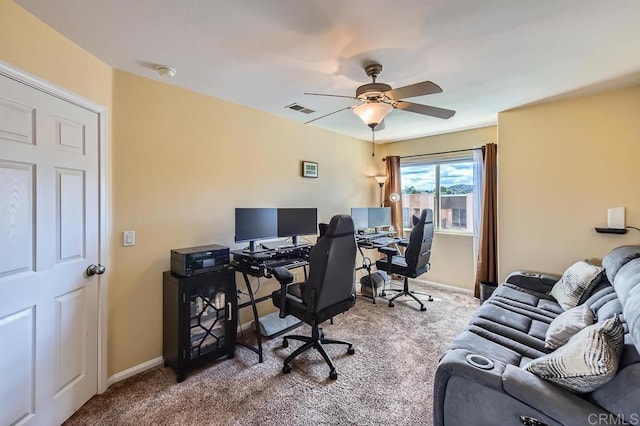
123 230 135 246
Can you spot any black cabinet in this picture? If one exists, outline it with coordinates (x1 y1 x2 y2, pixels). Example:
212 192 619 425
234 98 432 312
163 268 237 382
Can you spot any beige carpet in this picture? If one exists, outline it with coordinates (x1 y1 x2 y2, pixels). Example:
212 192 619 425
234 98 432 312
65 280 479 426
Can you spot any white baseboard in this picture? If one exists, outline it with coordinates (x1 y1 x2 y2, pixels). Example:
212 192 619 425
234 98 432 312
416 279 475 296
105 356 165 390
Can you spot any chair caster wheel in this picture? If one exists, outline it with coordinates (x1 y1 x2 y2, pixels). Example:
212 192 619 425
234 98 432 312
283 364 291 374
428 296 434 301
381 292 386 297
282 339 289 348
420 306 427 312
329 370 338 380
347 347 355 355
389 302 395 307
320 333 325 339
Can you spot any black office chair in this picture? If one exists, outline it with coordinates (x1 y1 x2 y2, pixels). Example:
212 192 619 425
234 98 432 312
375 208 434 311
271 214 357 380
318 222 328 238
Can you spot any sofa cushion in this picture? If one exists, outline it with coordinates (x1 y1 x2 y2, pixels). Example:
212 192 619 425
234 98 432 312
549 261 604 310
524 315 624 393
447 284 560 366
491 283 563 318
545 304 594 350
614 258 640 355
602 245 640 283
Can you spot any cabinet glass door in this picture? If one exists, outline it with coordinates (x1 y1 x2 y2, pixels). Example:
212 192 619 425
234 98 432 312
189 286 228 359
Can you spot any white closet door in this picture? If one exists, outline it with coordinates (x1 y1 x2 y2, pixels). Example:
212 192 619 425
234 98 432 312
0 72 100 425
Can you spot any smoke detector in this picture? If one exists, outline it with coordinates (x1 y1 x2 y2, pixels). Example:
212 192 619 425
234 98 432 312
156 65 176 78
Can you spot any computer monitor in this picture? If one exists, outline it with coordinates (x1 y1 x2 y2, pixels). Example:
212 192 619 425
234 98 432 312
368 207 392 229
234 208 278 252
351 208 369 231
277 208 317 245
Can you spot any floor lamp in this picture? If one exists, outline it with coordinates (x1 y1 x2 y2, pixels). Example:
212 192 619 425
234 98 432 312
373 176 386 207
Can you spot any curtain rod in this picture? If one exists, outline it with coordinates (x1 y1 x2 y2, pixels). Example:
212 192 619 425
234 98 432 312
382 146 484 161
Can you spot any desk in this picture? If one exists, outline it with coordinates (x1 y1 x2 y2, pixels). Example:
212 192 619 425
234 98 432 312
230 245 311 362
355 234 407 303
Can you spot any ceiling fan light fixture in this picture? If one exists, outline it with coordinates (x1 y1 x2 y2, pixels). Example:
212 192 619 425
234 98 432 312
353 102 393 128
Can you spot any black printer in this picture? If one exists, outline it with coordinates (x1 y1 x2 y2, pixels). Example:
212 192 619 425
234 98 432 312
170 244 230 277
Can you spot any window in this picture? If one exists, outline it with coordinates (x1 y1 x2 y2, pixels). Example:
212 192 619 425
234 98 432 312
400 158 474 233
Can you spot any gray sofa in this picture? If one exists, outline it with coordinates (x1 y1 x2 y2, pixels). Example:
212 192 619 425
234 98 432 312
434 245 640 426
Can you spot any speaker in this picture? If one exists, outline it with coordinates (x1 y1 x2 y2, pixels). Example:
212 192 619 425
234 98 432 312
607 207 625 229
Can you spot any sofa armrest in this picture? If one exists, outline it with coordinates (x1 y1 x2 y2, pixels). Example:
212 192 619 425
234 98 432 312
505 271 561 294
502 364 609 424
435 350 609 426
435 348 506 391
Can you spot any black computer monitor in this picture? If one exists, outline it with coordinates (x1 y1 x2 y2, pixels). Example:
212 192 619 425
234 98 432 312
351 208 369 230
277 208 317 245
234 208 278 252
368 207 392 229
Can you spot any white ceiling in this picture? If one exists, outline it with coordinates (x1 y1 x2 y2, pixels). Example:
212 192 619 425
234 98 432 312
16 0 640 142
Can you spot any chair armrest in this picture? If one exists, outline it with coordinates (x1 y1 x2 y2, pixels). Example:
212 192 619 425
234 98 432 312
272 266 293 285
272 267 293 318
505 271 560 294
378 246 398 256
398 239 408 247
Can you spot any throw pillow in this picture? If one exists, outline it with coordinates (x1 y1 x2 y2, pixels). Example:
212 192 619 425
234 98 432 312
545 304 595 350
524 315 624 393
549 261 604 310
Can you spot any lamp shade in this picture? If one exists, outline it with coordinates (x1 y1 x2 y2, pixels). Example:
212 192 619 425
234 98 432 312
373 175 386 185
353 102 393 128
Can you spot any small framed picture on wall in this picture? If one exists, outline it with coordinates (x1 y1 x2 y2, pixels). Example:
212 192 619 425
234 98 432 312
302 161 318 178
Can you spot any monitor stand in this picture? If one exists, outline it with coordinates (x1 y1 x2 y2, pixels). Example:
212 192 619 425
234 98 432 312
243 240 266 254
291 235 298 246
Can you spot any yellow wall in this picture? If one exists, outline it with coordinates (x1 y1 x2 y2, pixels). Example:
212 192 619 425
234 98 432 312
378 126 497 291
498 86 640 279
0 0 112 108
110 70 377 374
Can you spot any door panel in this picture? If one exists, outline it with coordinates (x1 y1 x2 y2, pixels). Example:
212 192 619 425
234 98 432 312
0 306 36 425
0 161 34 277
57 168 85 262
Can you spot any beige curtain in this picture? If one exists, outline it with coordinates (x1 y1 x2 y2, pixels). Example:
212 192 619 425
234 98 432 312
383 156 403 235
474 143 498 298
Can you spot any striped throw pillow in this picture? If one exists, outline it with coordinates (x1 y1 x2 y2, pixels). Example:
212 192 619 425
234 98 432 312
524 315 624 393
549 261 604 310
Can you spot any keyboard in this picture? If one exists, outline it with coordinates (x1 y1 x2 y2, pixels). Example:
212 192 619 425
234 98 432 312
371 237 396 246
262 258 306 269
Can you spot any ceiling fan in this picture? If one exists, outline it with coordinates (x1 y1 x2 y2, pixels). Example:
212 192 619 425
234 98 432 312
305 63 455 131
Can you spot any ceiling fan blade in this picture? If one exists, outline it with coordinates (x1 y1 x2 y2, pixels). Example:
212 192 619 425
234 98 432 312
304 106 354 124
385 81 442 100
395 101 455 119
304 92 358 100
373 120 385 131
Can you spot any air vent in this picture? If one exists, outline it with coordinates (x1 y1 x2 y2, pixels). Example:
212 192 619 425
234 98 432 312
285 103 315 114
